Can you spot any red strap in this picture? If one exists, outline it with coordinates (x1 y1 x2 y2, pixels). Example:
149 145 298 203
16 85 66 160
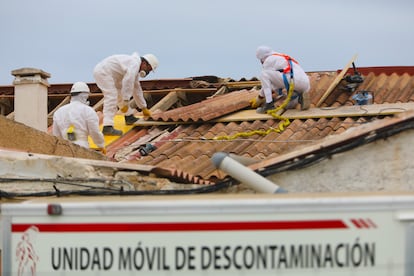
272 53 299 74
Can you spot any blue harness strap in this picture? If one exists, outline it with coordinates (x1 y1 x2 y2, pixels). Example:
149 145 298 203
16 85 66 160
278 59 295 96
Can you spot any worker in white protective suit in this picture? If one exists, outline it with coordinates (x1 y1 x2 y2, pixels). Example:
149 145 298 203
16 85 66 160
93 52 159 136
52 82 106 153
250 45 310 113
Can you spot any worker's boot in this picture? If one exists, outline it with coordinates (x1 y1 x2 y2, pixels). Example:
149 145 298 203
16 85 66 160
299 91 310 110
102 126 123 136
256 101 275 114
124 114 138 125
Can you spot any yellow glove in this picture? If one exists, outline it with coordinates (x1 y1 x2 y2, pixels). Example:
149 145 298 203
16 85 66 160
142 108 151 117
97 147 107 155
249 96 265 108
119 100 129 113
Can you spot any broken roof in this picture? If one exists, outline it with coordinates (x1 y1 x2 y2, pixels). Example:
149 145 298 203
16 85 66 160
1 65 414 190
106 66 414 185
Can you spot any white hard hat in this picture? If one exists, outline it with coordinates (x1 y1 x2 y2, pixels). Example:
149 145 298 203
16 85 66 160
142 54 159 72
70 82 90 94
256 45 273 62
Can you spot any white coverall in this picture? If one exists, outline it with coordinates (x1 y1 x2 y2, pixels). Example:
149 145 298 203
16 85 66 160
93 52 147 126
52 97 105 149
259 50 310 108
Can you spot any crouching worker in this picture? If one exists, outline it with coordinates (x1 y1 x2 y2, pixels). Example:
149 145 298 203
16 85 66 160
250 45 311 113
52 82 106 154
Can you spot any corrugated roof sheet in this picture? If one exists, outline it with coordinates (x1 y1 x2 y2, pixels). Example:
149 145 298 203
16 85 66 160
103 66 414 185
150 89 258 122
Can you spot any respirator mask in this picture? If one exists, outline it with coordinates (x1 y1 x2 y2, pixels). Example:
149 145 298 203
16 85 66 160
139 71 147 78
73 93 90 105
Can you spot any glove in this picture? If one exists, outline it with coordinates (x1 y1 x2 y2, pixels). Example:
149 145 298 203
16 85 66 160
97 147 107 155
142 108 151 117
119 100 129 113
250 96 265 108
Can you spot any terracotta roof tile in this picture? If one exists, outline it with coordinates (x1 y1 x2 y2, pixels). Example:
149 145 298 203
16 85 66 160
6 67 414 186
102 66 414 184
308 72 336 107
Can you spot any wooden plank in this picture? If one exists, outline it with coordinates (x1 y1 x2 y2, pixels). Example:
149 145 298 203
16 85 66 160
214 109 275 122
224 81 261 89
283 103 414 119
316 54 358 107
215 103 414 122
134 103 414 126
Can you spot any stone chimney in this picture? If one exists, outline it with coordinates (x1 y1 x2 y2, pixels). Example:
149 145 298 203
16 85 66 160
12 67 51 132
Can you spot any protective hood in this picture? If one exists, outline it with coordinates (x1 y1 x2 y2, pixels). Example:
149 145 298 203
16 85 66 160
131 52 141 63
256 45 273 62
71 92 90 105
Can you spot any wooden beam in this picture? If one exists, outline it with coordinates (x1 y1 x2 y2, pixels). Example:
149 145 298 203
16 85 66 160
92 98 104 111
210 86 228 97
6 111 14 120
316 54 358 107
150 91 179 112
224 81 261 89
48 96 70 118
134 91 181 125
0 95 15 99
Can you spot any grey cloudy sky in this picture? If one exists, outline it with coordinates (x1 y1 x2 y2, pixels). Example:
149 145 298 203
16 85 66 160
0 0 413 85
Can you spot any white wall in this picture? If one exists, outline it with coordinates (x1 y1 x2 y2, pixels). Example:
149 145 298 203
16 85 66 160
269 130 414 193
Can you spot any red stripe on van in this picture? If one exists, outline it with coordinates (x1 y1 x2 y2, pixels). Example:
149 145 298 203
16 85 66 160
12 220 348 233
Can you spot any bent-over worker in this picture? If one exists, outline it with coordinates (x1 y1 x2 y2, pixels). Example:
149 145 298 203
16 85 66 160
93 52 159 136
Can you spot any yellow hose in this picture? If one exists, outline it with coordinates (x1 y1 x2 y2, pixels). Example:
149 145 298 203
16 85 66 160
213 80 294 141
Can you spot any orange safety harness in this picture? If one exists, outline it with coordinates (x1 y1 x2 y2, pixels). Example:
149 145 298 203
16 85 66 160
272 53 299 93
272 53 299 74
